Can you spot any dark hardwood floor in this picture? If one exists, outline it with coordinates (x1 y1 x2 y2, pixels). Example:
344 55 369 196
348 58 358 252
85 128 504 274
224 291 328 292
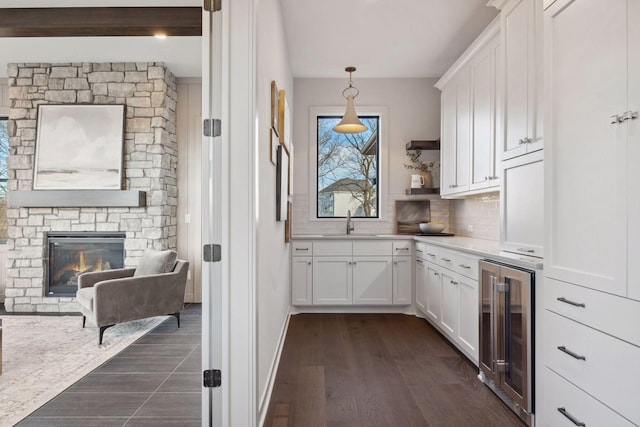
264 313 525 427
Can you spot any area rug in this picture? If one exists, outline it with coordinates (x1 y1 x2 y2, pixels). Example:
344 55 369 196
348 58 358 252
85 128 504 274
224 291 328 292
0 314 167 427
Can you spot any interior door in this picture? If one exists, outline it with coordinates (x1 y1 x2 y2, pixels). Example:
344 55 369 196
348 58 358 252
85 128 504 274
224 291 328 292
201 2 223 426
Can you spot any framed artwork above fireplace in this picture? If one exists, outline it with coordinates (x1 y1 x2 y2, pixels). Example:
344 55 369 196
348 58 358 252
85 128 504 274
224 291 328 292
33 104 125 190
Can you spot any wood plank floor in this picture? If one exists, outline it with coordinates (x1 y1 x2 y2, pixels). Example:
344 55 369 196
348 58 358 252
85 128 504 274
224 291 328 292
264 313 525 427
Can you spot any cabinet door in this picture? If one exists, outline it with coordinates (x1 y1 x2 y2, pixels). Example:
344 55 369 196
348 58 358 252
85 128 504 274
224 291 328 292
312 257 352 305
502 0 540 160
440 270 458 336
470 37 499 191
454 68 471 193
440 83 458 196
457 276 479 364
425 263 442 322
544 0 627 296
291 256 313 305
628 0 640 301
500 151 544 257
415 259 427 314
352 256 392 305
392 256 412 305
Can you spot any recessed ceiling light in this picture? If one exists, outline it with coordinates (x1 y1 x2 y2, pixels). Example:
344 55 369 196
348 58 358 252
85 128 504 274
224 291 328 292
154 34 167 40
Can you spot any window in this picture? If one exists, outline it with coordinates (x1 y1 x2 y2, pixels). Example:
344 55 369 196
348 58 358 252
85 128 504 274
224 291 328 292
0 118 8 241
316 116 379 218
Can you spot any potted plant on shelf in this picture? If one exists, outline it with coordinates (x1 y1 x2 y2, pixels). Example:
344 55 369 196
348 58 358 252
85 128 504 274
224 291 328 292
404 150 435 188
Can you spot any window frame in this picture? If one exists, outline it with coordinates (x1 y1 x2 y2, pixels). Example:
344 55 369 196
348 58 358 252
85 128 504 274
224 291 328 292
309 105 388 222
0 115 9 243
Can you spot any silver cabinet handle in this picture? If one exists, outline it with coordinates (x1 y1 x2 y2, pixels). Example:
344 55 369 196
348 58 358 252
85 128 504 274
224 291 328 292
416 249 423 253
611 114 623 124
623 111 638 121
557 297 586 308
448 184 458 188
519 138 526 144
427 253 436 257
395 247 409 251
450 280 458 285
525 137 533 143
295 248 309 251
557 346 586 361
557 408 586 427
489 175 499 179
441 257 451 262
458 264 471 269
416 259 423 264
433 272 439 276
307 261 312 265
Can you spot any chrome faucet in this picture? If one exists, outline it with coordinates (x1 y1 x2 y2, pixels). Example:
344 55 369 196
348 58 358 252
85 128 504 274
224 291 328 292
346 210 355 235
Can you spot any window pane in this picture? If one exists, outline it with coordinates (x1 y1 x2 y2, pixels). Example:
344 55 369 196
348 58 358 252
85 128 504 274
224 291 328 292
0 118 8 240
317 116 379 218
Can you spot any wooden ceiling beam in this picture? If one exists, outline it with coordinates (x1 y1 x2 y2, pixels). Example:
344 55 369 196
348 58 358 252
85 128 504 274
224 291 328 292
0 7 202 37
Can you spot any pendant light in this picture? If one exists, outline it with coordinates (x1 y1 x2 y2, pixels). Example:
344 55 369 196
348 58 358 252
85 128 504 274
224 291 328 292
333 66 368 134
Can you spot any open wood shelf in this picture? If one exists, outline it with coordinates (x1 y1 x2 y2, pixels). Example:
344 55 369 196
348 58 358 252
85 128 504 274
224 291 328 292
405 140 440 150
405 188 440 195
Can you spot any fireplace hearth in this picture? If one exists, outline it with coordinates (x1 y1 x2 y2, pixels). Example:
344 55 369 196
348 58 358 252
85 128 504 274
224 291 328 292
45 232 126 297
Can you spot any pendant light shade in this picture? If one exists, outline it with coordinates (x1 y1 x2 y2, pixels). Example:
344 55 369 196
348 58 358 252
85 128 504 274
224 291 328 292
333 67 367 134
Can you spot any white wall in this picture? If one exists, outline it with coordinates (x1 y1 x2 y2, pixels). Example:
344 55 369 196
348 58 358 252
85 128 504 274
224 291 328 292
176 78 203 302
255 0 294 420
292 78 450 235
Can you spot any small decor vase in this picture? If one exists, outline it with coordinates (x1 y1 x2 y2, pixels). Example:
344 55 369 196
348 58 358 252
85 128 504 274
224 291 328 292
421 171 433 188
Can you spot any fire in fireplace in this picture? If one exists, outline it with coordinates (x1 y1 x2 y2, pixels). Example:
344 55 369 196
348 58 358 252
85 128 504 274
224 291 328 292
45 232 125 297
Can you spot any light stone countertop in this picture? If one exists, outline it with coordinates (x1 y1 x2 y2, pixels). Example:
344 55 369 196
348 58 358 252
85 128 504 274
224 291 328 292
292 234 543 270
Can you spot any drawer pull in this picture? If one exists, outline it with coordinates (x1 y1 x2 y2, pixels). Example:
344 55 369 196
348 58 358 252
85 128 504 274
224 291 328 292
557 297 586 308
516 247 535 253
557 346 586 361
395 247 409 251
433 272 439 277
416 249 423 253
557 407 586 426
441 257 451 262
416 259 423 264
427 253 436 257
295 248 309 251
458 264 471 269
450 280 458 285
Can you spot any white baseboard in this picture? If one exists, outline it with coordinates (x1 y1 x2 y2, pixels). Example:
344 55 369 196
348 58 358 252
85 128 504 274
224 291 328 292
258 308 291 427
290 305 416 315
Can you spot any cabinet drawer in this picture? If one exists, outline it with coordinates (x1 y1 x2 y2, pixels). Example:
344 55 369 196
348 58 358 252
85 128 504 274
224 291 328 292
452 252 479 280
313 241 352 257
438 248 457 269
544 311 640 425
392 240 412 256
423 244 440 263
543 367 635 427
292 241 313 256
415 242 428 260
544 277 640 347
353 240 392 256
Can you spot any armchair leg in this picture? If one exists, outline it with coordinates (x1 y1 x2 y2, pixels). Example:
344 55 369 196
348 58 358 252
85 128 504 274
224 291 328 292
99 324 115 345
82 316 86 328
170 312 181 328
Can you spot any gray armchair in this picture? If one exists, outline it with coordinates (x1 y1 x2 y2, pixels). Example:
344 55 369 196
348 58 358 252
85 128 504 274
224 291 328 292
76 259 189 344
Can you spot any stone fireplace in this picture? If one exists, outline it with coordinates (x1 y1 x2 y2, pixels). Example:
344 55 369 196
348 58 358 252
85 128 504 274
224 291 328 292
4 62 179 313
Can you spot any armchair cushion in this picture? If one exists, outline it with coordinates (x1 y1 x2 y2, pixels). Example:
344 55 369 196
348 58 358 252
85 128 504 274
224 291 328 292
134 249 177 277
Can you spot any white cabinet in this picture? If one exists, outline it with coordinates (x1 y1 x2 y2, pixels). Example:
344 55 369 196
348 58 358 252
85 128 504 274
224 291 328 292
500 150 543 257
470 34 501 191
291 256 313 305
500 0 543 160
352 256 392 305
293 239 412 306
439 269 458 336
457 275 479 358
425 262 441 322
313 257 352 305
437 19 501 198
392 256 412 305
415 258 427 314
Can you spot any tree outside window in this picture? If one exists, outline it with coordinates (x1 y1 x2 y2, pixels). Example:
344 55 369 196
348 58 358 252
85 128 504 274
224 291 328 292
317 116 379 218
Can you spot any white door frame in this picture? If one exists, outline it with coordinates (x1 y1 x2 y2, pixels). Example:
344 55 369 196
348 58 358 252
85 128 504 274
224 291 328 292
202 0 258 425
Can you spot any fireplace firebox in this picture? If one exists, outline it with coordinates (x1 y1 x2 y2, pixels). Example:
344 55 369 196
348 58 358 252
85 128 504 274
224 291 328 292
45 232 126 297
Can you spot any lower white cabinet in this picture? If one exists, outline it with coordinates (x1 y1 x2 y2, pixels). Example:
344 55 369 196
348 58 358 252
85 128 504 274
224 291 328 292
415 243 480 365
292 240 412 306
313 257 352 305
291 256 312 305
352 256 393 305
392 255 412 305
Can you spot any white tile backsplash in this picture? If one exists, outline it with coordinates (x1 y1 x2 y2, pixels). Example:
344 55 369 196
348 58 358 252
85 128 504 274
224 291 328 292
449 192 500 240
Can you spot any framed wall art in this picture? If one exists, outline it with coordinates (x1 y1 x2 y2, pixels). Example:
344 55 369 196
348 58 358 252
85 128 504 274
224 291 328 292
276 144 289 221
278 89 291 150
34 104 125 190
271 81 280 137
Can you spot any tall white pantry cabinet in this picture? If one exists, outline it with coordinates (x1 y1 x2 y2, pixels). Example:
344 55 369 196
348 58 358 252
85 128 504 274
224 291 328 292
543 0 640 426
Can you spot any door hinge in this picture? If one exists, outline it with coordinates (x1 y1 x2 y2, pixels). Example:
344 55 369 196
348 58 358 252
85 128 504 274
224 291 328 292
203 244 222 262
203 119 222 137
203 369 222 388
203 0 222 12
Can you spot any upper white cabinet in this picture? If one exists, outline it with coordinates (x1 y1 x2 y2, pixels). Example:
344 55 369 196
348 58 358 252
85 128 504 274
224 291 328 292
437 19 501 198
544 0 633 298
499 0 543 160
